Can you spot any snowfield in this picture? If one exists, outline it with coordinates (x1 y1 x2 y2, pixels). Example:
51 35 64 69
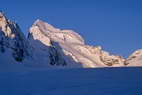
0 67 142 95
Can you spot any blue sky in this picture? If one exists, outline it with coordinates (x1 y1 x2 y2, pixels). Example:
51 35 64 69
0 0 142 57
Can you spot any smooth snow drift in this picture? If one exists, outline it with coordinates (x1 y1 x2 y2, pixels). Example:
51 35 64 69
0 67 142 95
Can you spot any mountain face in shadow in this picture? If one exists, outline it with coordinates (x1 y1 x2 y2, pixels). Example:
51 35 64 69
0 12 28 63
0 12 142 68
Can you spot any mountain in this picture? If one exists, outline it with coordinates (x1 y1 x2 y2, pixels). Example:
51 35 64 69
0 12 142 68
125 49 142 66
0 12 29 65
28 19 125 68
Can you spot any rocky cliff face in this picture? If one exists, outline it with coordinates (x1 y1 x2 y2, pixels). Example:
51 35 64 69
0 12 141 68
0 12 29 64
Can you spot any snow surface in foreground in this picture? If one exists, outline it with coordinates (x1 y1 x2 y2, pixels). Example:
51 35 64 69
0 67 142 95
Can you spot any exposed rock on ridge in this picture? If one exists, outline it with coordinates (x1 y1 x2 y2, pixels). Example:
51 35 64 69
0 12 28 63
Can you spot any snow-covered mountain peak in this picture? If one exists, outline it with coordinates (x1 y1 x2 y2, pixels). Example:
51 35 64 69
30 19 85 44
33 19 60 33
0 12 6 21
0 12 21 38
28 20 126 67
127 49 142 63
129 49 142 57
1 12 142 68
125 49 142 66
0 12 29 63
0 12 8 35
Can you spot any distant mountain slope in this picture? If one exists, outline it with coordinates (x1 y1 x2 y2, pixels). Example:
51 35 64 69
126 49 142 66
0 12 142 68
